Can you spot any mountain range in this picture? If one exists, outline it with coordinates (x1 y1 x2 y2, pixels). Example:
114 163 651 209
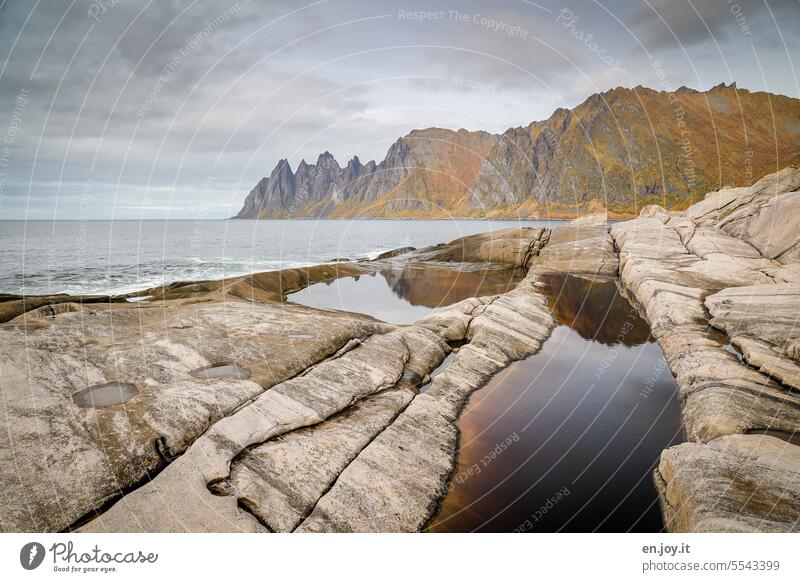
233 83 800 219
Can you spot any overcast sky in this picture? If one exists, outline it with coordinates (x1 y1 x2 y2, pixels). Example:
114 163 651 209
0 0 798 219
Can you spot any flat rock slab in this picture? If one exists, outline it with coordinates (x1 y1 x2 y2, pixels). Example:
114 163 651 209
611 218 800 447
706 166 800 262
655 434 800 532
706 284 800 390
412 226 547 267
529 214 618 276
297 283 554 532
79 327 449 532
0 299 391 532
221 387 416 532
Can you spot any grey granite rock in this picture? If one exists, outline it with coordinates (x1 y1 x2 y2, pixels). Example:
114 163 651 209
78 282 553 533
528 213 618 275
220 387 416 532
78 327 427 532
611 166 800 532
411 226 547 267
706 284 800 390
0 299 392 532
655 434 800 532
296 282 554 532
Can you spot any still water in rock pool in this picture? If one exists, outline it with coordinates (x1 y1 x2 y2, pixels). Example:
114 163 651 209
72 383 138 408
427 274 684 532
288 264 524 324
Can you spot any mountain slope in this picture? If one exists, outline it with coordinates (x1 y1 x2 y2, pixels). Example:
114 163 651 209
234 83 800 219
234 128 499 219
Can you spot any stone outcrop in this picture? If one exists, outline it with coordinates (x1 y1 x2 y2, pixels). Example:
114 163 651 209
0 297 393 532
411 226 547 267
687 166 800 263
528 213 618 276
611 165 800 532
79 326 447 532
79 280 554 532
0 293 126 324
706 284 800 391
218 387 416 532
656 434 800 532
0 261 372 324
297 286 553 532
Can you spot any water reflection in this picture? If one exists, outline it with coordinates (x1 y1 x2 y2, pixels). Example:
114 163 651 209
72 383 138 408
428 274 684 532
288 264 523 325
537 273 652 346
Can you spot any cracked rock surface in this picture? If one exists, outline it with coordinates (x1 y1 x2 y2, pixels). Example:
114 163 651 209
297 286 553 532
411 226 547 267
612 166 800 532
656 434 800 532
529 213 618 276
57 223 559 532
706 284 800 391
0 293 393 532
79 281 555 532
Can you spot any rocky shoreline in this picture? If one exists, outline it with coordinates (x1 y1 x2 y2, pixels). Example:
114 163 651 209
610 166 800 532
1 167 798 532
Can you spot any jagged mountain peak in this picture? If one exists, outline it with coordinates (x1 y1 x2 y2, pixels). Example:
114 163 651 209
235 83 800 219
272 158 292 176
317 150 337 162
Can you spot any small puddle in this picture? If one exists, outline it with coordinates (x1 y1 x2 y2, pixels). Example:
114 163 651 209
721 343 745 363
73 383 138 408
707 327 746 363
427 273 684 532
189 363 252 380
287 264 523 325
431 352 456 379
420 352 457 393
398 367 426 389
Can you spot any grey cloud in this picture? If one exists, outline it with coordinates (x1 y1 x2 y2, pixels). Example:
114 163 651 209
628 0 800 50
0 0 797 219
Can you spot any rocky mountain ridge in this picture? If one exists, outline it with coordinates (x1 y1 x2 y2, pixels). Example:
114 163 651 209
234 83 800 219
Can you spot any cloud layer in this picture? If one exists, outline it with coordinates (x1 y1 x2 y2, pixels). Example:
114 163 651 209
0 0 797 218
